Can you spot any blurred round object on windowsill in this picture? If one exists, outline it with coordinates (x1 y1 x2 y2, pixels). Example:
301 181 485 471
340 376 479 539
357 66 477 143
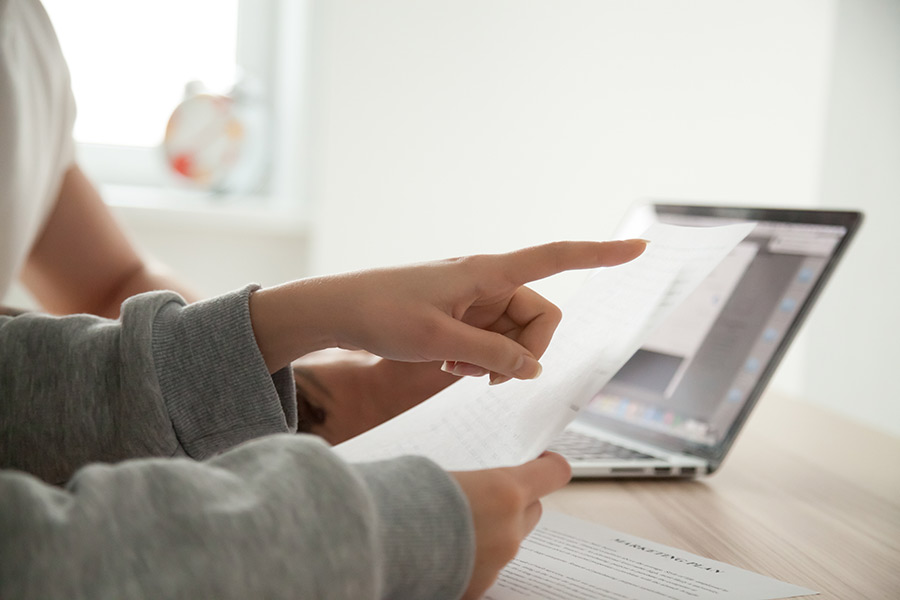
163 79 267 194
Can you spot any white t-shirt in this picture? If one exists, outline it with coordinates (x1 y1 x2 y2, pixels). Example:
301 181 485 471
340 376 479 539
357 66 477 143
0 0 77 297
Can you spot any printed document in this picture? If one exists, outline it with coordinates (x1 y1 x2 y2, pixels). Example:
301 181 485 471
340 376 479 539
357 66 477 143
484 511 817 600
336 222 755 470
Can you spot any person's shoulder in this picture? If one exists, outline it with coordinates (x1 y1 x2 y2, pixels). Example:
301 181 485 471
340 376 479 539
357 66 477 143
2 1 66 55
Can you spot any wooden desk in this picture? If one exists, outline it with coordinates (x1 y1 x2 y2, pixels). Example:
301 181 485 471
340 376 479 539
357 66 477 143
545 393 900 599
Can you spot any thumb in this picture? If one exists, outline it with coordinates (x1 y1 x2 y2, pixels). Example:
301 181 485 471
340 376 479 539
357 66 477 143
435 317 542 381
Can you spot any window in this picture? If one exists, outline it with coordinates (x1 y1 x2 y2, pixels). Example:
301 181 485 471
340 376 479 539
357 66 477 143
42 0 307 208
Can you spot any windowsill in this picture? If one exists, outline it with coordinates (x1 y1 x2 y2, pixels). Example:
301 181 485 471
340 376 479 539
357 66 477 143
102 183 311 237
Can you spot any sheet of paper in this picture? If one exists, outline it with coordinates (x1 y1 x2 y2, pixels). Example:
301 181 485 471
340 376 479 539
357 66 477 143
484 511 817 600
335 222 755 470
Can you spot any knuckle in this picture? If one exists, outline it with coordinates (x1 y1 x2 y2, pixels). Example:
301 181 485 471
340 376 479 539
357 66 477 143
467 254 500 289
457 253 489 272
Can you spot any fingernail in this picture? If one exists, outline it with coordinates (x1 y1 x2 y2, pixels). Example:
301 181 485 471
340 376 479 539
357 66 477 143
489 374 511 386
625 238 651 245
453 363 489 377
443 361 488 377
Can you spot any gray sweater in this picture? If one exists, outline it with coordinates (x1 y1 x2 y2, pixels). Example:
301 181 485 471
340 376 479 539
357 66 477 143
0 287 474 599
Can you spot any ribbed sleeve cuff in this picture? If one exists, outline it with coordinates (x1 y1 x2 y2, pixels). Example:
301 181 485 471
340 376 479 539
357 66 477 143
147 285 297 459
353 456 474 599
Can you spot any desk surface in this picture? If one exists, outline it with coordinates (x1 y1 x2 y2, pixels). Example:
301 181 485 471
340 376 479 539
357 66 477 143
545 393 900 599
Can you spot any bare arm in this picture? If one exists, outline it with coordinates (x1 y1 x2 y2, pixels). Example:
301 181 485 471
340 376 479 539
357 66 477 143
293 351 457 444
21 164 200 317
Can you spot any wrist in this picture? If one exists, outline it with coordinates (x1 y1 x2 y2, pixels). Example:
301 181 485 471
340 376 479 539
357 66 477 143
249 280 339 372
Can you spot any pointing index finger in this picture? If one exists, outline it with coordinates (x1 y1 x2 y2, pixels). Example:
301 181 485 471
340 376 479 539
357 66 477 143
502 240 648 286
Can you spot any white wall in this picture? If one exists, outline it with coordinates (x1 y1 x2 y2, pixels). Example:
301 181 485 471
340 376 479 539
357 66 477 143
308 1 834 272
306 0 837 396
805 0 900 435
107 204 312 299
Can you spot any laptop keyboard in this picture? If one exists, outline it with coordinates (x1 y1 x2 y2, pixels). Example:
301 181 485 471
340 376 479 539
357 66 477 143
548 430 658 461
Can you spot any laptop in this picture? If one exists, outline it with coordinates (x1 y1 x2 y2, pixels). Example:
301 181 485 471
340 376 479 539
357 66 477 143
548 202 863 478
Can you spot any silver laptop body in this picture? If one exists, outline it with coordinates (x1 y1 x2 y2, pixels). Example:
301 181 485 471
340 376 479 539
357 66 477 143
549 202 862 478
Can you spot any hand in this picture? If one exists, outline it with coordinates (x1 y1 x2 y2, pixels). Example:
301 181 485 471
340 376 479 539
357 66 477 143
452 452 572 599
250 240 647 379
292 350 457 444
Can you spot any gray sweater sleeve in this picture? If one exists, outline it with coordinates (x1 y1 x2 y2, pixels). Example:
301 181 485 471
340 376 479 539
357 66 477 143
0 289 474 599
1 286 298 483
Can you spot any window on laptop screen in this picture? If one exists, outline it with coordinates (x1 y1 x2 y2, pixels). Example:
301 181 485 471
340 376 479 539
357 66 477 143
581 207 850 449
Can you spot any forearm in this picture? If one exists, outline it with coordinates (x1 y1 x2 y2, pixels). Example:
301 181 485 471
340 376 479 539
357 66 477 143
372 358 458 399
26 254 200 319
22 164 201 319
292 356 458 443
0 435 474 600
89 260 203 319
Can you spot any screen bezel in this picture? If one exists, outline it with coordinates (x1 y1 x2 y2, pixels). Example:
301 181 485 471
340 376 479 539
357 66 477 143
577 202 863 473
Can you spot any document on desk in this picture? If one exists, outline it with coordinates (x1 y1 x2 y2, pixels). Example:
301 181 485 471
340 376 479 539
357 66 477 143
485 511 817 600
336 222 755 470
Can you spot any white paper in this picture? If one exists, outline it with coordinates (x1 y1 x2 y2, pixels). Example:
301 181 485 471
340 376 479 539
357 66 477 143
335 222 756 470
484 511 817 600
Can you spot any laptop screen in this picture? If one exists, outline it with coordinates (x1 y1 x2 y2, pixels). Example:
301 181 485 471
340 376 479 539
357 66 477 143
577 203 862 466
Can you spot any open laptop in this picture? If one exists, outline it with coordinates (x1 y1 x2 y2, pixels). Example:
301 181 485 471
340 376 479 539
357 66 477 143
548 202 862 478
